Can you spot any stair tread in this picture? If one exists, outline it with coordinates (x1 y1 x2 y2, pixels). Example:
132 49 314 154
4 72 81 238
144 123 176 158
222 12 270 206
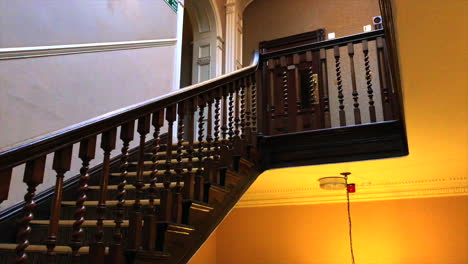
88 182 182 190
129 157 201 165
61 199 160 206
110 168 201 177
0 244 106 254
30 220 129 227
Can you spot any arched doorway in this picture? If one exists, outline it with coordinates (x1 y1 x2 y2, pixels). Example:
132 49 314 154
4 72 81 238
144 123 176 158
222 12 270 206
180 0 224 86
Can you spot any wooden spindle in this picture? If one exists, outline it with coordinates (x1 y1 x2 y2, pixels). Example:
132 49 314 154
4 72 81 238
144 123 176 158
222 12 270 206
268 59 276 135
250 74 258 137
206 95 214 160
376 36 393 120
334 45 347 126
228 84 235 145
362 40 377 122
221 86 228 141
142 111 163 250
70 136 97 261
184 99 196 200
127 116 149 251
161 105 176 222
195 98 205 201
240 78 247 140
306 51 318 129
320 48 331 128
293 54 302 131
46 145 73 262
172 102 185 224
214 89 222 160
234 81 241 139
15 157 46 264
348 43 362 124
90 128 116 262
110 122 134 261
244 78 252 144
280 56 289 132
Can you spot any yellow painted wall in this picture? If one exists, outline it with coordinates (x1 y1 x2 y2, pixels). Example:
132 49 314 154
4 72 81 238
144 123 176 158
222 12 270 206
215 196 468 264
189 231 217 264
192 0 468 262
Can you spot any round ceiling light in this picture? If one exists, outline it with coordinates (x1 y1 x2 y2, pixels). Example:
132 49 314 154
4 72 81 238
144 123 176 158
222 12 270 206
318 176 347 190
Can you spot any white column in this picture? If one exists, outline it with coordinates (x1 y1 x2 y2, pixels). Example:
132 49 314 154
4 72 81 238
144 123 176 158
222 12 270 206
225 0 237 73
172 0 185 91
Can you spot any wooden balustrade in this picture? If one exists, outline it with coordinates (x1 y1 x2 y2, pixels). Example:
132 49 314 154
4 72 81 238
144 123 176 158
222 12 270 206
260 29 400 135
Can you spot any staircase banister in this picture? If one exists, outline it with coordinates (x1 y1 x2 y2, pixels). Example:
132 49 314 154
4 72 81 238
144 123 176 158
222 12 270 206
0 51 260 171
260 29 385 60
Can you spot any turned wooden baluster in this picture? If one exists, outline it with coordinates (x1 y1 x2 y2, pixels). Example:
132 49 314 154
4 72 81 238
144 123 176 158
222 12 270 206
362 40 377 122
214 88 222 160
280 56 289 132
127 116 150 251
172 102 185 224
228 84 235 146
142 111 164 250
376 36 393 120
244 77 252 144
320 48 332 128
70 136 97 262
89 128 117 262
184 98 196 200
348 43 362 125
306 51 318 129
234 81 241 140
293 54 303 131
221 86 229 142
250 74 258 138
46 145 73 263
206 95 214 160
160 105 176 222
334 46 347 126
194 98 205 201
267 59 276 134
15 157 46 264
110 122 134 261
240 78 247 140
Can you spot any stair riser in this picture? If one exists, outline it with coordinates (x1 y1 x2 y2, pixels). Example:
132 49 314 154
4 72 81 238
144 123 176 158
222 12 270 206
85 189 156 201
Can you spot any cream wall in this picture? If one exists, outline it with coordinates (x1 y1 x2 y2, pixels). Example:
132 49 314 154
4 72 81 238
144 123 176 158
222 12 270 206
0 1 180 209
242 0 381 64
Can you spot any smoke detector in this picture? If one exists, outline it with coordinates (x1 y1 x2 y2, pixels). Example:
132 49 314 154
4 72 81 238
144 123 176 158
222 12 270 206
318 176 347 190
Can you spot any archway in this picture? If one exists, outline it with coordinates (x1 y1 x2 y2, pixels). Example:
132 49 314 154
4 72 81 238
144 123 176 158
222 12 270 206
181 0 224 85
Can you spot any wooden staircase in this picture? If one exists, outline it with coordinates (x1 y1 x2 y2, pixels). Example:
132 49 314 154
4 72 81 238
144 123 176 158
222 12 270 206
0 26 406 264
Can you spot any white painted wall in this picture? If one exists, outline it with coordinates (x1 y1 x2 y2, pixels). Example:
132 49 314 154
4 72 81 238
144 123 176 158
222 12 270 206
0 0 183 209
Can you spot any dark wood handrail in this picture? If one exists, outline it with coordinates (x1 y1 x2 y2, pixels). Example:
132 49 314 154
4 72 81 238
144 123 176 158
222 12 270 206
0 52 259 170
260 29 384 59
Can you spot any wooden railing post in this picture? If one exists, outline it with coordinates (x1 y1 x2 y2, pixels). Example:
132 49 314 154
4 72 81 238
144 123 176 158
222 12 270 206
46 145 73 263
15 157 46 264
0 168 13 206
110 121 134 263
90 128 116 263
377 36 393 120
70 136 97 262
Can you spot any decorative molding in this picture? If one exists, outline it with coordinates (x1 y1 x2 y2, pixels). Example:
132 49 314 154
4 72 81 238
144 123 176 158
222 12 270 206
237 178 468 208
197 56 211 66
0 39 177 60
